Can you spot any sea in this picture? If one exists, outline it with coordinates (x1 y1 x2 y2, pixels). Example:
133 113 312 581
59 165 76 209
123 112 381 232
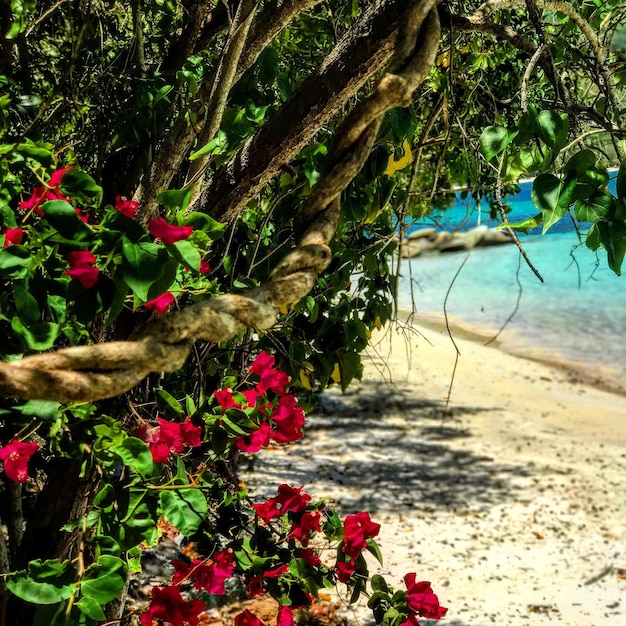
397 178 626 395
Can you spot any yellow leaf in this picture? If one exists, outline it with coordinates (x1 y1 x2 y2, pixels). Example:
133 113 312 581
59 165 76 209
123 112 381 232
384 139 413 176
374 315 383 331
435 50 450 68
329 362 341 387
278 303 289 315
299 369 312 390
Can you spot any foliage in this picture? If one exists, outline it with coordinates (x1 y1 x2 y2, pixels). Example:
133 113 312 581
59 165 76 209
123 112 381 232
0 0 624 624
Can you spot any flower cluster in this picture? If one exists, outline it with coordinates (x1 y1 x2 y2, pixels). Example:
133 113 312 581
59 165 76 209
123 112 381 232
402 575 448 624
213 351 305 454
335 511 381 581
140 417 202 463
0 440 38 483
64 250 100 288
18 166 73 215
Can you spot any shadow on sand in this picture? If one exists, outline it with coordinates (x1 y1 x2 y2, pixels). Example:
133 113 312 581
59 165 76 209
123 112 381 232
250 382 537 516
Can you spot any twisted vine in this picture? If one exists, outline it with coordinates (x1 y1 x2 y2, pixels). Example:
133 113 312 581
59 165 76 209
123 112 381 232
0 2 441 404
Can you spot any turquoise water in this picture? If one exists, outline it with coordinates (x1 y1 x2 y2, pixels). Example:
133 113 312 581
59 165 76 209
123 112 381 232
399 180 626 393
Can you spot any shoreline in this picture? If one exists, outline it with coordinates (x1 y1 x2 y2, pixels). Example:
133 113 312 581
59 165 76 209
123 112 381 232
397 308 626 397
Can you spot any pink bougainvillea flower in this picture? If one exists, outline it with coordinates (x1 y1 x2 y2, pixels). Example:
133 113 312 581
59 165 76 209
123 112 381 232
47 166 73 188
277 606 295 626
286 510 321 545
145 291 176 315
403 575 448 620
214 387 242 411
298 547 322 567
146 417 202 463
64 250 99 289
250 351 290 394
252 484 311 523
270 394 305 443
236 421 273 453
115 195 139 218
341 511 381 560
172 549 234 595
335 560 357 583
399 615 421 626
234 610 265 626
0 440 38 483
247 564 290 597
3 227 24 247
140 585 205 626
199 261 210 274
148 216 193 244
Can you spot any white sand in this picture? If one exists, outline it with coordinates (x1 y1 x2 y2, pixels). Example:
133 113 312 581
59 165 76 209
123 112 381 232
246 321 626 626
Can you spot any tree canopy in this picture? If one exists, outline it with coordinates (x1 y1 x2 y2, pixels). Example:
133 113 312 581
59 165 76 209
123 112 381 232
0 1 624 624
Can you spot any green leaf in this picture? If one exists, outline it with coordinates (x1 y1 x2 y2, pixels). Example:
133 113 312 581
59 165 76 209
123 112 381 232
366 538 383 565
157 187 194 212
11 317 59 350
154 388 184 418
183 212 226 239
535 110 568 150
597 219 626 276
121 238 170 301
574 191 614 223
13 279 40 326
110 438 155 479
159 488 208 535
13 400 61 421
0 245 30 279
564 149 597 177
336 350 362 392
40 200 93 241
370 574 389 593
496 213 542 233
80 556 127 605
585 224 601 251
6 559 76 604
76 596 106 621
531 173 576 233
167 240 200 272
479 126 517 163
258 46 279 85
60 169 103 207
189 130 228 161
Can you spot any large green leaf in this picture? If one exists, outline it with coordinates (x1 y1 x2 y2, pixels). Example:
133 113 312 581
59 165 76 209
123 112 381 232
13 279 40 325
535 110 568 150
121 238 169 301
531 173 576 233
76 596 106 621
40 200 93 241
79 555 127 605
0 245 30 279
6 559 76 604
479 126 516 163
597 219 626 276
159 488 208 535
167 240 200 272
60 168 103 207
574 191 614 223
11 317 59 350
110 437 156 479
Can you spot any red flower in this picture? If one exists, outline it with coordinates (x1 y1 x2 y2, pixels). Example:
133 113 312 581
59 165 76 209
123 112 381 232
270 394 305 443
148 216 193 244
140 585 205 626
335 560 357 583
341 511 380 560
172 549 234 594
3 228 24 247
146 417 202 463
252 484 311 524
277 606 294 626
145 291 176 315
64 250 99 288
214 388 242 411
286 511 321 545
234 610 264 626
247 564 290 597
403 575 448 620
0 440 38 483
199 261 210 274
19 166 73 215
250 351 290 394
48 166 73 188
115 195 139 218
236 422 272 453
298 548 322 567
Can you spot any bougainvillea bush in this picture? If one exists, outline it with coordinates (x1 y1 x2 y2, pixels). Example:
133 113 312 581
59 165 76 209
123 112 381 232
0 159 446 625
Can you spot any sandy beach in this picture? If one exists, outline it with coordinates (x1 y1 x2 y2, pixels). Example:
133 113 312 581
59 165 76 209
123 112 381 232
246 320 626 626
